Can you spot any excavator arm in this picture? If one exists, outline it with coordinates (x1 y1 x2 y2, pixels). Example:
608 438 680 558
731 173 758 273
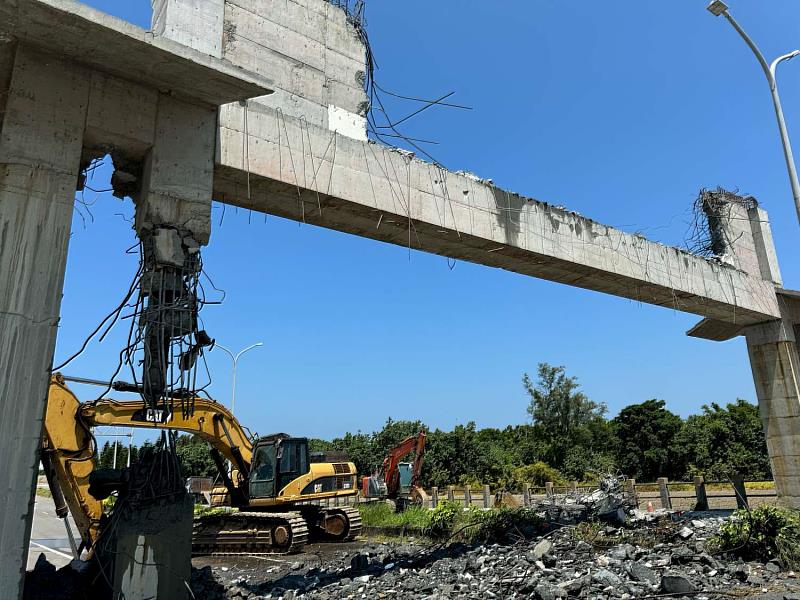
42 374 255 550
382 431 426 499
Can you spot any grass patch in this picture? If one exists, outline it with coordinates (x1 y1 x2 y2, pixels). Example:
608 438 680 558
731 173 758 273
359 501 545 545
194 504 232 519
358 502 429 529
35 487 52 499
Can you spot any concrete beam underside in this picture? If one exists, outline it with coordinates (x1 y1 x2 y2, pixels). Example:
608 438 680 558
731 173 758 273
213 103 780 326
0 45 87 598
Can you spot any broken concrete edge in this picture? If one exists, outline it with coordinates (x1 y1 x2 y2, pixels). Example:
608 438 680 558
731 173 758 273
0 0 274 107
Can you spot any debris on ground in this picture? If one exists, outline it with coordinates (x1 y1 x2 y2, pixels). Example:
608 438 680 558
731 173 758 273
533 474 636 525
191 513 800 599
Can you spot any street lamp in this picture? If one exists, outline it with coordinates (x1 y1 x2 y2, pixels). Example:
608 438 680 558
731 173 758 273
215 342 263 413
707 0 800 225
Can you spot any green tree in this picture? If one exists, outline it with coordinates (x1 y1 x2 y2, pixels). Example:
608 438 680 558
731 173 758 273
523 363 606 470
174 434 217 477
673 399 771 481
422 423 481 488
327 431 376 477
97 440 139 469
612 399 683 481
509 461 564 489
372 418 425 467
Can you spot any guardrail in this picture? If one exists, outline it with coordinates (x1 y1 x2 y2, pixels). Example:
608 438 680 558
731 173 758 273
313 475 778 511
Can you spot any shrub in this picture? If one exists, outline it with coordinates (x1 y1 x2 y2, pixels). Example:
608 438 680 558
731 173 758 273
509 462 564 490
467 507 543 544
710 505 800 568
425 501 462 539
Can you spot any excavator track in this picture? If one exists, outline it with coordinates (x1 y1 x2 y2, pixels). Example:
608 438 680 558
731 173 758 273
308 506 362 541
192 511 309 556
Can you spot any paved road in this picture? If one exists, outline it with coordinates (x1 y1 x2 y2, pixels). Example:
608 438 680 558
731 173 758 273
27 493 78 570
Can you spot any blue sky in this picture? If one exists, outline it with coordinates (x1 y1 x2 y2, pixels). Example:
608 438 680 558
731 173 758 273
60 1 800 441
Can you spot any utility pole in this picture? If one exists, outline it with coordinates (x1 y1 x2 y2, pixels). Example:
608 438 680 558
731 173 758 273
215 342 263 413
708 0 800 225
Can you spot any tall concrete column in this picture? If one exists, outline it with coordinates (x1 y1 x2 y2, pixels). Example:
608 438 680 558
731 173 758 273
697 191 800 504
746 318 800 506
0 45 88 596
100 93 215 599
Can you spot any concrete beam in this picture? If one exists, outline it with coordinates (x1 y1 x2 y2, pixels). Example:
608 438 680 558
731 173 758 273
0 44 88 599
213 102 781 326
0 0 273 107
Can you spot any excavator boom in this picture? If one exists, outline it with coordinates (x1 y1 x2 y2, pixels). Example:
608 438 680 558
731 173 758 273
382 431 426 497
43 374 255 549
43 374 361 554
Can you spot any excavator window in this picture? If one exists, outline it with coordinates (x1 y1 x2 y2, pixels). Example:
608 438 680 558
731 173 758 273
276 439 309 492
249 443 277 499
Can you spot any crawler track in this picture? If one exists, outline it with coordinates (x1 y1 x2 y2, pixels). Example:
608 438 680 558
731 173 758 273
324 507 361 542
192 511 309 555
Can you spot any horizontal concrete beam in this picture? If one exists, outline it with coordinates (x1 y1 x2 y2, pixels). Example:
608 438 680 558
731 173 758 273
213 101 782 326
0 0 273 106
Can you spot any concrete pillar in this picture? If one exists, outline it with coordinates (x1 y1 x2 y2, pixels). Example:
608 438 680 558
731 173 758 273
105 93 215 598
0 45 88 597
626 478 638 507
745 317 800 506
693 476 708 511
702 194 798 505
731 473 749 510
658 477 671 509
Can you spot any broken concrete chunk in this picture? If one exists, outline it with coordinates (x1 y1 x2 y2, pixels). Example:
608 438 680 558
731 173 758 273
532 539 553 560
628 562 659 586
661 572 696 594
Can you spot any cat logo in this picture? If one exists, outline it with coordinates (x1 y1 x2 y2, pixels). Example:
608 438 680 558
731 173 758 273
314 483 323 494
131 407 173 424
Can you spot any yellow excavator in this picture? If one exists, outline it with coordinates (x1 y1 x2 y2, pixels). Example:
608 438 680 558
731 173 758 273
41 373 361 556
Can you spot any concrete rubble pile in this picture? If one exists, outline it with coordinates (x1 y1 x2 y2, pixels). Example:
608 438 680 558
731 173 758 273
532 475 636 525
191 515 800 600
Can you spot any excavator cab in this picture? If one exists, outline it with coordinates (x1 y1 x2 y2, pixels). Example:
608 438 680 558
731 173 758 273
248 436 310 499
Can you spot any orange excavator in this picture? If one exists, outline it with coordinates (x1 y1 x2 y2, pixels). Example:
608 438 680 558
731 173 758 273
362 431 427 508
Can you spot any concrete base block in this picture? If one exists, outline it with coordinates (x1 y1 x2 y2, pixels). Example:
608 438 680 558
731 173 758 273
97 495 194 600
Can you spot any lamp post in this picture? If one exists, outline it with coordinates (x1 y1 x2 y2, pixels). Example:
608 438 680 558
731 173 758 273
707 0 800 225
215 342 263 413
